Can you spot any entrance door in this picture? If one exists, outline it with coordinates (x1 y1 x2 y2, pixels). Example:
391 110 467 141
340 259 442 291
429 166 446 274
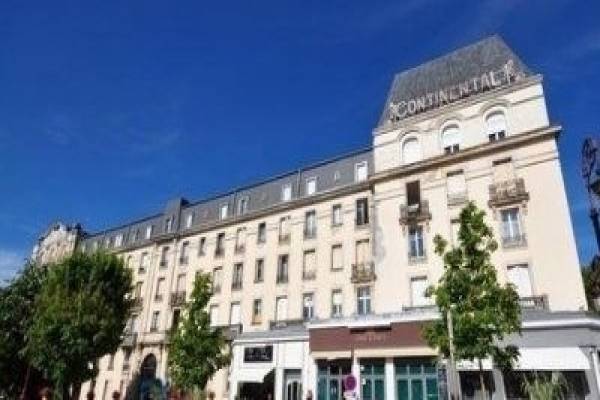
317 360 352 400
361 360 385 400
395 359 438 400
284 370 302 400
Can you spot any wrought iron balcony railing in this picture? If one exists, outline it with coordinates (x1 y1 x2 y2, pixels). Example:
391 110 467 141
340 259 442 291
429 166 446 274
169 291 186 307
121 331 137 348
502 233 527 248
131 297 143 311
519 295 548 311
399 200 432 225
279 233 291 244
488 178 529 208
351 262 376 284
302 270 316 281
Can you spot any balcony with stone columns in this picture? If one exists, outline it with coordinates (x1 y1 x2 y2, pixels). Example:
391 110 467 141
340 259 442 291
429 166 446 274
488 178 529 208
399 200 432 226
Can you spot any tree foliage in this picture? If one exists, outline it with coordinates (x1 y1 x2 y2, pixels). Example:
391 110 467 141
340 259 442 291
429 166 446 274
581 257 600 312
25 252 132 399
168 272 230 392
0 262 47 398
423 202 522 370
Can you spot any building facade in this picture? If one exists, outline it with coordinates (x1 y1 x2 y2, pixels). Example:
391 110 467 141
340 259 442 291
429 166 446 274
61 36 600 399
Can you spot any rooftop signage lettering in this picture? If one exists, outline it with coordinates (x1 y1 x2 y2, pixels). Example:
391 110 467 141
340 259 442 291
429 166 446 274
388 59 522 122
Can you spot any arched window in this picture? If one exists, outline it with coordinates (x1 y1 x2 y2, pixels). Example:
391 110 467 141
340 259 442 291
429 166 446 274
441 124 461 155
486 111 507 142
402 137 422 164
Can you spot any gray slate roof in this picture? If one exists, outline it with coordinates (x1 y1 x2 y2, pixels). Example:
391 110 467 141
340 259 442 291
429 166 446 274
377 35 533 126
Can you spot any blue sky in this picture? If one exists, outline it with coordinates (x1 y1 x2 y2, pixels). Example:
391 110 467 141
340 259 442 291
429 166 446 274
1 0 600 280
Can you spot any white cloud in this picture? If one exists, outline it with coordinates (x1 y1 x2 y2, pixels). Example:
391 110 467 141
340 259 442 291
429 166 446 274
0 249 25 282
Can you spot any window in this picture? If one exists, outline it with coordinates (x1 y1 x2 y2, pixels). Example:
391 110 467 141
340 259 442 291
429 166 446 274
355 161 368 182
185 213 194 228
209 305 219 327
507 264 533 298
115 234 123 247
132 229 140 242
355 239 370 265
129 314 138 333
331 289 343 318
410 277 430 307
160 247 169 268
126 255 133 268
279 216 291 242
492 157 514 183
198 237 206 256
486 111 507 142
155 278 165 301
356 198 369 226
237 196 249 215
257 222 267 244
402 137 422 164
408 226 426 261
282 183 292 201
229 302 241 326
232 263 243 290
277 254 289 283
441 124 460 154
275 296 288 322
212 267 222 293
501 208 524 246
215 233 225 256
165 217 173 233
406 180 421 207
220 204 229 220
306 177 317 195
139 252 148 272
255 259 264 283
107 354 115 370
333 170 341 183
235 227 246 252
450 219 461 246
303 293 315 320
252 299 262 325
145 225 153 239
357 286 371 315
134 281 143 298
171 309 181 331
303 250 316 280
331 244 343 270
447 170 467 204
332 204 343 226
176 273 186 293
304 210 317 238
179 241 189 265
150 311 160 332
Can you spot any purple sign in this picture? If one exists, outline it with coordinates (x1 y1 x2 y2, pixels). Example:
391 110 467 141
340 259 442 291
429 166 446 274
343 374 357 391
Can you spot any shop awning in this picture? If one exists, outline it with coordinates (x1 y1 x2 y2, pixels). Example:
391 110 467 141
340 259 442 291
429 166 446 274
235 367 275 383
457 347 590 371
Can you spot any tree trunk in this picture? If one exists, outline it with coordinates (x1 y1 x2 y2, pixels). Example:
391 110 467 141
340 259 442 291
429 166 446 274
19 364 31 400
72 381 82 400
62 382 71 400
478 359 487 400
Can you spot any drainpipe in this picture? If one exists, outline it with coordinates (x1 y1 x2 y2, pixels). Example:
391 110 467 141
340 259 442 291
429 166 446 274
590 347 600 397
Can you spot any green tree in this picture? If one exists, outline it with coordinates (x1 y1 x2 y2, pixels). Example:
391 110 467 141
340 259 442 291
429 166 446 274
423 202 521 398
581 258 600 312
168 272 230 393
26 252 132 399
0 262 47 398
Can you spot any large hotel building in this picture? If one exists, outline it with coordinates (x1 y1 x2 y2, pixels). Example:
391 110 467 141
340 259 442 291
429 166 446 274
33 36 600 399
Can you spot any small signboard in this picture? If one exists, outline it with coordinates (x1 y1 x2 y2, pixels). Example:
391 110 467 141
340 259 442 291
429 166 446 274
243 345 273 363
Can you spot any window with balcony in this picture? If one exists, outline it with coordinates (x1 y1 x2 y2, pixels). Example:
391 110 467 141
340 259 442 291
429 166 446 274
232 263 243 290
257 222 267 244
155 278 165 302
229 302 241 326
179 241 189 265
332 204 343 226
486 111 507 142
355 161 368 182
331 289 343 318
303 249 316 280
198 237 206 256
357 286 371 315
355 198 369 226
255 258 264 283
402 137 422 164
441 124 461 154
447 170 467 205
212 267 222 294
501 208 525 247
331 244 343 271
506 264 542 309
215 232 225 257
150 311 160 332
303 293 315 321
408 226 426 263
306 177 317 196
160 247 169 268
134 281 143 299
304 210 317 239
237 196 249 215
175 273 186 293
279 216 291 243
282 183 292 202
410 277 431 307
277 254 289 284
275 296 288 322
252 299 262 325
